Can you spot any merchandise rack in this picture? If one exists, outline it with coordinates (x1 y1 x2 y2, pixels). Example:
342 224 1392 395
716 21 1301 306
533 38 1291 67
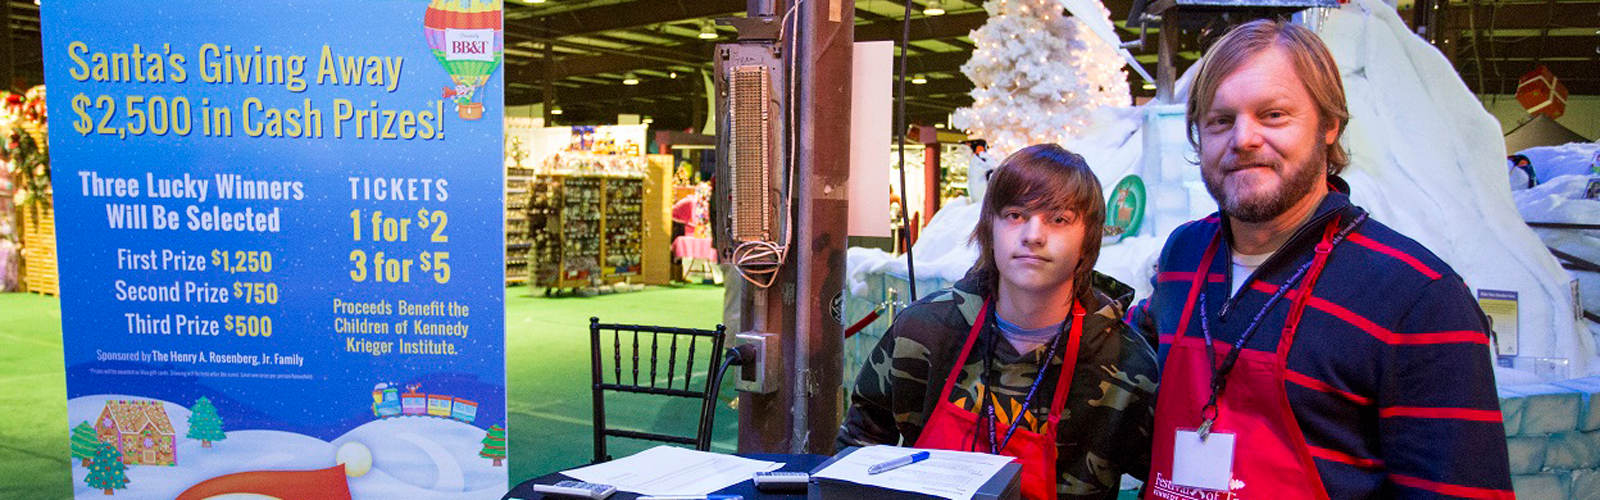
505 164 537 285
528 173 646 291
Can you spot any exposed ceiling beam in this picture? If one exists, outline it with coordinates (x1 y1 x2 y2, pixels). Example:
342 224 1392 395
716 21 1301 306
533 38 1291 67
519 33 707 67
945 38 977 51
511 73 704 106
1460 59 1600 79
1460 58 1600 95
518 50 978 107
854 8 902 24
856 11 988 41
509 14 991 84
898 77 974 98
506 0 746 40
1445 1 1600 31
505 43 714 84
1453 35 1600 61
902 51 976 73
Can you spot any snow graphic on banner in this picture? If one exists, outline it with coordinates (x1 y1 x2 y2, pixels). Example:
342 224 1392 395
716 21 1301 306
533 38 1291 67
69 395 506 499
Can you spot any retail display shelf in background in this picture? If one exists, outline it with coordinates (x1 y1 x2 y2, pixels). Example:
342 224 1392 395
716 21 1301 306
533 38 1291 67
0 86 52 295
504 122 671 293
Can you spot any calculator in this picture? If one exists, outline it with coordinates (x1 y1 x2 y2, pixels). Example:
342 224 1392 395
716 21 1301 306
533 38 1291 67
532 480 617 499
753 471 810 491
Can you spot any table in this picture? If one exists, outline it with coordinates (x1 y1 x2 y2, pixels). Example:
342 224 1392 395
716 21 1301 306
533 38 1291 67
671 236 722 284
671 236 717 262
504 453 829 500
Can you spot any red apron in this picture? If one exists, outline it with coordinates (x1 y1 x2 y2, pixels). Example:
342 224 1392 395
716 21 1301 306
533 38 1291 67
1145 222 1339 500
914 299 1085 500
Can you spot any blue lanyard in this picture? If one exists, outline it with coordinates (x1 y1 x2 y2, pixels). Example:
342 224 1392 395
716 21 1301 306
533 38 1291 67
980 305 1067 454
1194 212 1366 437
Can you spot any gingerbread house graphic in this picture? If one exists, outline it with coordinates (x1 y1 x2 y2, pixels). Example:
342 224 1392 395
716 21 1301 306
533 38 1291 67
95 400 177 466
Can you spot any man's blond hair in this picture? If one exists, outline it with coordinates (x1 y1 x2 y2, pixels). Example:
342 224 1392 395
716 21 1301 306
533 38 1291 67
1186 19 1351 175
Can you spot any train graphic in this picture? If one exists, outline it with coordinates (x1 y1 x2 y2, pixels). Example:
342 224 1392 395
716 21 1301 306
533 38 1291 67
371 383 477 424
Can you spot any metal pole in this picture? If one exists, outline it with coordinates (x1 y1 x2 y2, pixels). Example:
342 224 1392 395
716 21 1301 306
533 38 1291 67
790 0 851 454
736 0 796 454
1157 13 1178 103
921 126 940 225
733 0 851 455
542 17 555 124
1 0 13 91
753 0 778 17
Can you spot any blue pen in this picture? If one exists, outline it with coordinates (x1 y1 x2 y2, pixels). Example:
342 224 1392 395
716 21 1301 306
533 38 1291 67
867 451 930 474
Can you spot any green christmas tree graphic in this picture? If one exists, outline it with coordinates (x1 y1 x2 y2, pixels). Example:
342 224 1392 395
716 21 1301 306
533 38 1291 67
479 425 507 466
70 421 100 467
85 442 129 494
186 397 226 448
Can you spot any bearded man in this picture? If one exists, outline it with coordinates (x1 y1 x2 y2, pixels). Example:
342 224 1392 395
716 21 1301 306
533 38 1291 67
1128 19 1513 499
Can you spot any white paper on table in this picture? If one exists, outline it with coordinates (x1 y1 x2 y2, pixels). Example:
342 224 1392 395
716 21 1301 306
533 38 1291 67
811 445 1017 500
558 446 782 495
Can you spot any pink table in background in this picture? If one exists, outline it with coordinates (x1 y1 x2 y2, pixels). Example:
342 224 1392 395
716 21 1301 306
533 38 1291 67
671 236 718 262
671 236 722 284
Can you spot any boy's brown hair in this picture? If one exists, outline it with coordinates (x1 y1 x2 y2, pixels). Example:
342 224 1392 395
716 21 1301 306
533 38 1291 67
970 144 1105 301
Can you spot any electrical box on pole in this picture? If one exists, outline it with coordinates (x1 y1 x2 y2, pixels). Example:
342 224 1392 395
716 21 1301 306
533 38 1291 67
714 0 850 454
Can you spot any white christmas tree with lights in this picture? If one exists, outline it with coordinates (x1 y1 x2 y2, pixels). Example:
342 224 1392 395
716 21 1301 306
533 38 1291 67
953 0 1130 162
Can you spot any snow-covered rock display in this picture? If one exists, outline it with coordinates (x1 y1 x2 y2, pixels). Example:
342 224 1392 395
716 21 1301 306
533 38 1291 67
1513 143 1600 378
846 0 1594 381
1523 143 1600 184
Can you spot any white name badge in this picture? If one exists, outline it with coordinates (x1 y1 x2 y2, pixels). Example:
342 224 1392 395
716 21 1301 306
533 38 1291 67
1173 429 1236 491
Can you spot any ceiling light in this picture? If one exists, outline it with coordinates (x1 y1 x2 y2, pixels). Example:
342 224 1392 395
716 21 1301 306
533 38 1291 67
524 0 545 4
1141 81 1156 91
670 71 678 79
924 0 946 16
698 21 719 39
911 75 928 85
623 73 639 85
642 116 654 124
550 106 563 115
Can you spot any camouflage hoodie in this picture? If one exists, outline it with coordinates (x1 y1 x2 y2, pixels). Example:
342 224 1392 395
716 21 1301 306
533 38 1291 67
838 269 1158 499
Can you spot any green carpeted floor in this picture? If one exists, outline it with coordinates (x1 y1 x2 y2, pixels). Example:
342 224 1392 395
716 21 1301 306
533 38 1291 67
0 292 69 500
0 284 735 499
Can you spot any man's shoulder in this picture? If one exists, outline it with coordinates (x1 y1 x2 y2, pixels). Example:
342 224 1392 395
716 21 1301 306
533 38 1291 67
1154 214 1224 264
1174 213 1223 239
1342 215 1461 283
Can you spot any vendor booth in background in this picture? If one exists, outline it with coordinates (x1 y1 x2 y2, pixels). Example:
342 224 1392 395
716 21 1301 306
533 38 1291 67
0 86 54 295
671 183 720 284
505 120 673 293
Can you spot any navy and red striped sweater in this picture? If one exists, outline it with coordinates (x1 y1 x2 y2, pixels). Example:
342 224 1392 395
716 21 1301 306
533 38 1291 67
1129 191 1514 499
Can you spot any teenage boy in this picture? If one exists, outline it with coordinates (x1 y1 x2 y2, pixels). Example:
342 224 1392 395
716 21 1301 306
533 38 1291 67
839 144 1159 500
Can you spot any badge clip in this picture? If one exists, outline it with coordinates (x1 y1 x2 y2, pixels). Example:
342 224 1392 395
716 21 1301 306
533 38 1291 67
1197 403 1219 440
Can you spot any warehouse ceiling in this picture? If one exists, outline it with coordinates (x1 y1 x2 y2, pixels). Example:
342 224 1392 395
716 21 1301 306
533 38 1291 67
3 0 1598 133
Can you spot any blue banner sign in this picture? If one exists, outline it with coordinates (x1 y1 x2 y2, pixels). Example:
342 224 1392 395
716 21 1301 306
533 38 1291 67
42 1 507 498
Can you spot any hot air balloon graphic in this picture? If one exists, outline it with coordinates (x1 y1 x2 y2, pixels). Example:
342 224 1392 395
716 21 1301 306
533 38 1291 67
424 0 503 120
